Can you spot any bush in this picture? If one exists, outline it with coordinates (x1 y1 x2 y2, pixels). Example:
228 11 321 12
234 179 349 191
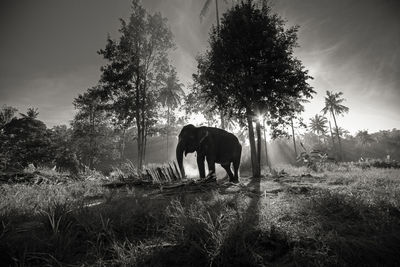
1 117 53 170
355 158 400 169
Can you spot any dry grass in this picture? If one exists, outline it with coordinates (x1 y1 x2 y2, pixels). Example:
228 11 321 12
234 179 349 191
1 165 400 266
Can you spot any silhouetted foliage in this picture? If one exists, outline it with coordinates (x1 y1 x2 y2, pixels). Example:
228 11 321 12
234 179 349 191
0 107 81 173
49 125 80 175
98 0 174 170
20 107 39 119
72 87 118 170
1 116 52 169
0 105 18 130
158 67 184 159
322 91 349 160
292 128 400 163
193 1 314 176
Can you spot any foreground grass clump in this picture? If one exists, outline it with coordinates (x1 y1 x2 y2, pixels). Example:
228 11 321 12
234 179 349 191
271 189 400 266
1 166 400 266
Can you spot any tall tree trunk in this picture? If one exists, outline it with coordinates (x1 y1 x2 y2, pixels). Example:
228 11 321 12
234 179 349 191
331 110 343 161
140 112 146 166
215 0 220 32
247 112 260 178
220 111 225 129
120 128 126 160
89 106 94 169
135 77 142 170
256 120 262 176
290 118 297 157
139 80 147 171
143 124 147 165
263 118 271 171
328 120 335 145
136 119 142 170
328 120 336 155
167 105 170 160
215 0 225 130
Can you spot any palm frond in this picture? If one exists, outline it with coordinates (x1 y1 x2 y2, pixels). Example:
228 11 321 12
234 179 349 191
309 114 328 135
322 90 349 116
200 0 213 22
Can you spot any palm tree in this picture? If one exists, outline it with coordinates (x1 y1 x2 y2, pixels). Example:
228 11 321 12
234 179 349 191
356 130 375 157
309 114 328 145
20 107 39 119
328 120 335 148
289 97 309 157
200 0 225 27
334 127 350 139
356 130 374 146
322 91 349 160
159 68 184 160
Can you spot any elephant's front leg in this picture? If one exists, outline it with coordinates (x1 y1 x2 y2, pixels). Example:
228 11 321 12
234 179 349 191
197 154 206 178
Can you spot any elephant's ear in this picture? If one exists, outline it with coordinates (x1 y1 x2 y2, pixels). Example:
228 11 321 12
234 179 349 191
199 130 209 145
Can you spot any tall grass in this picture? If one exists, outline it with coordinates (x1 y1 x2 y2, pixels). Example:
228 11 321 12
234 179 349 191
1 166 400 266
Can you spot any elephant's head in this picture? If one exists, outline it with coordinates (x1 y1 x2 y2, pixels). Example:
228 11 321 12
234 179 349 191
176 124 208 178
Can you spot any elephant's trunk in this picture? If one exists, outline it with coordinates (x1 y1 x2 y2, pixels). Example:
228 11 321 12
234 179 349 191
176 140 186 178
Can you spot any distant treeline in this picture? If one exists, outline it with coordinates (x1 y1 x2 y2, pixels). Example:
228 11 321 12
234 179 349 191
1 105 399 174
269 130 400 165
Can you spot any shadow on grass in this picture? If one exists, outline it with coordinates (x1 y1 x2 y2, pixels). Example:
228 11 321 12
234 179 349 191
4 176 399 266
0 189 218 266
142 176 292 267
271 187 400 267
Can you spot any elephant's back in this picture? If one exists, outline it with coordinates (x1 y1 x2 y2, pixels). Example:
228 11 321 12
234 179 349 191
206 127 241 148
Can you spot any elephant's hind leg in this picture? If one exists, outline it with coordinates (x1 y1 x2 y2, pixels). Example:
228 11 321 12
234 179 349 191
232 162 239 183
232 146 241 183
222 163 235 182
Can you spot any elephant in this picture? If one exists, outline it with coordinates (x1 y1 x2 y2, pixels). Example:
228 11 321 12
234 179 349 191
176 124 242 183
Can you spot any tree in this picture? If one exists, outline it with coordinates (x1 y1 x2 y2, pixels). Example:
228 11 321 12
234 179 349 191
158 67 184 160
333 127 350 139
194 1 314 177
288 98 308 157
1 115 52 169
322 90 349 160
185 82 220 127
72 86 115 169
0 105 18 169
309 114 328 145
20 107 39 119
99 0 174 170
328 120 336 152
200 0 234 129
49 125 80 175
356 130 374 157
0 105 18 130
200 0 222 25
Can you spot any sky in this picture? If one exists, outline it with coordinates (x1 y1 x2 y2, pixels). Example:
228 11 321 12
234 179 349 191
0 0 399 134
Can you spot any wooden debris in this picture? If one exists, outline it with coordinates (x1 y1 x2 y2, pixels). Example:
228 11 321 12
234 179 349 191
150 173 217 197
144 161 183 184
102 179 153 189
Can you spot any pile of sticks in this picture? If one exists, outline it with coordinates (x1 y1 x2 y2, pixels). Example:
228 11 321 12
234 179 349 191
150 173 217 197
144 161 183 184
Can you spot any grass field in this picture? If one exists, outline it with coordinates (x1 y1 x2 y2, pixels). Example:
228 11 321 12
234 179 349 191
1 165 400 266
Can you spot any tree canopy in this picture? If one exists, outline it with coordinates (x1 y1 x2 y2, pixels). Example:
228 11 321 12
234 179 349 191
193 1 314 176
98 0 175 169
